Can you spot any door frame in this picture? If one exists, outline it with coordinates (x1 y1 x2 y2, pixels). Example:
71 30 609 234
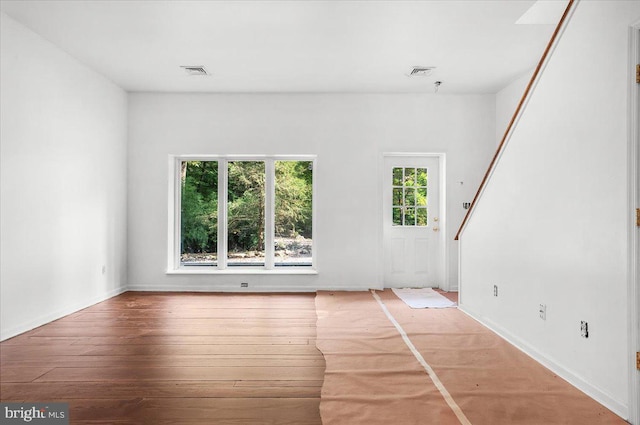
379 152 448 290
627 20 640 425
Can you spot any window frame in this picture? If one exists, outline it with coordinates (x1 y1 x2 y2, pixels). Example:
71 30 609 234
167 154 317 275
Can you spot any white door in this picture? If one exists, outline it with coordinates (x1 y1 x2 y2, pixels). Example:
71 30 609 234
383 155 442 288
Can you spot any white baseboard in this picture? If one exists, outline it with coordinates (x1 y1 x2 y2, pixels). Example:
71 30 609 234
0 286 128 342
126 283 372 292
458 303 628 421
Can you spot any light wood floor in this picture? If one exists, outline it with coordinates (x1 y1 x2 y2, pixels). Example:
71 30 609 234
0 292 324 425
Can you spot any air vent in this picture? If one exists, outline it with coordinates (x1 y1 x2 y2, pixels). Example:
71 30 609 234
181 66 209 76
408 66 435 77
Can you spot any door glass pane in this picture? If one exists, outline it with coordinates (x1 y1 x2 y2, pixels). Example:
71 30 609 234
405 188 415 206
393 168 403 186
416 208 428 226
393 188 403 206
404 207 416 226
417 168 428 186
227 161 265 266
393 207 403 226
180 161 218 266
275 160 313 267
416 188 427 206
404 168 415 186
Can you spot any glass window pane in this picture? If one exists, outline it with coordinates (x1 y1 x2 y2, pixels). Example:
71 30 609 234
393 188 403 206
405 188 416 206
393 207 403 226
390 166 429 227
416 208 428 226
393 168 403 186
404 207 416 226
416 188 427 206
404 168 415 186
417 168 428 186
227 161 265 266
275 160 313 267
180 161 218 267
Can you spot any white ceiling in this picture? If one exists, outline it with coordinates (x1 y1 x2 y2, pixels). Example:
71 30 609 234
0 0 564 94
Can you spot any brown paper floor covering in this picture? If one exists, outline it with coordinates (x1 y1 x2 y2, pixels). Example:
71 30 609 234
315 290 627 425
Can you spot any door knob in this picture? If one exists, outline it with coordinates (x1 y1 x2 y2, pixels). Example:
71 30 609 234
433 227 440 232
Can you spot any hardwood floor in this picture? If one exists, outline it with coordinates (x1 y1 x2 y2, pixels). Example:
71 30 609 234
0 292 324 424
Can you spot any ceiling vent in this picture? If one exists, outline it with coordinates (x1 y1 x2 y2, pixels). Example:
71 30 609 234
408 66 435 77
181 66 209 76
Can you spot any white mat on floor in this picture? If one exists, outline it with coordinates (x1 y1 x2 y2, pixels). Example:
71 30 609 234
391 288 456 309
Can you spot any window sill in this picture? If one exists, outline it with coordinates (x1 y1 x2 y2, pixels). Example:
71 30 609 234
166 267 318 275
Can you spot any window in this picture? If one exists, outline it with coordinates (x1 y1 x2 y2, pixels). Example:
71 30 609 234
392 167 428 226
274 160 313 266
227 160 266 266
170 156 315 272
180 160 219 265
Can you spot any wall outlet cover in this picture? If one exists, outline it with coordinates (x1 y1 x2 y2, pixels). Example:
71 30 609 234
539 304 546 320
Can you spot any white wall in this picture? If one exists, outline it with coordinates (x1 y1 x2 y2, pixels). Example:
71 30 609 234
495 70 533 146
459 1 640 419
0 13 128 340
128 93 495 292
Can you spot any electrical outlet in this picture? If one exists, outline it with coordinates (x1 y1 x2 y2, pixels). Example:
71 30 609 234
241 282 248 288
493 285 498 297
539 304 546 320
580 321 589 338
